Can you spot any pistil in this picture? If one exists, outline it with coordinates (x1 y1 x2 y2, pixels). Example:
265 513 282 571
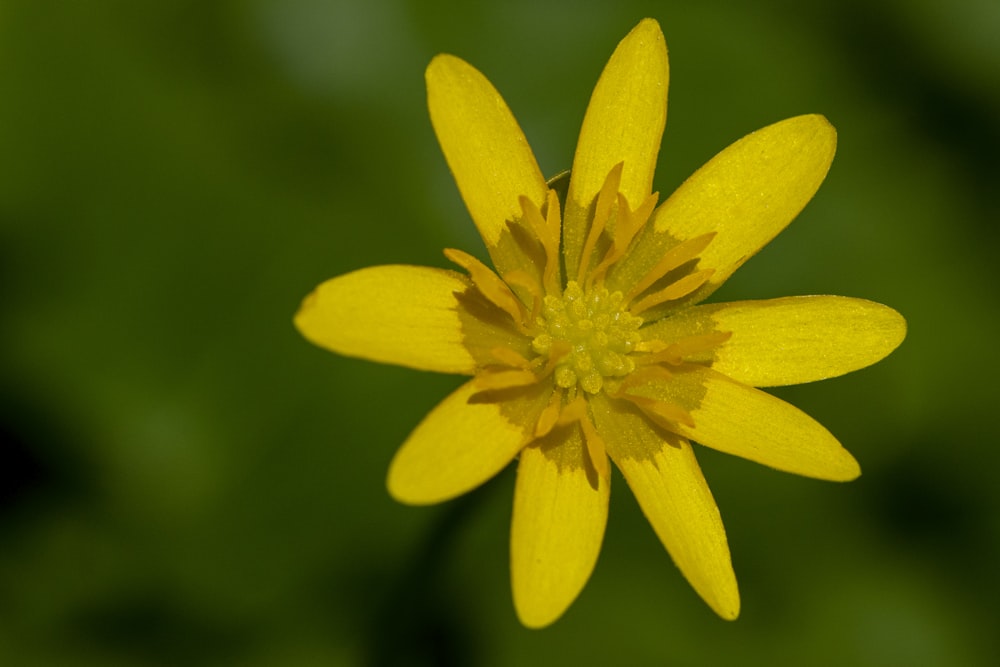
531 281 643 394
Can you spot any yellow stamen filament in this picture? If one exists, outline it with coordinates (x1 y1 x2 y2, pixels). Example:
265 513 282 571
604 365 694 429
620 393 696 428
579 416 610 481
534 388 563 438
614 364 673 393
534 340 570 378
634 331 731 368
629 268 715 315
445 248 530 331
472 368 539 392
589 190 659 285
541 190 563 295
518 190 563 295
503 269 543 314
464 163 737 472
614 192 658 257
624 232 717 303
667 331 733 359
490 346 532 369
636 348 687 367
557 396 610 480
576 163 623 284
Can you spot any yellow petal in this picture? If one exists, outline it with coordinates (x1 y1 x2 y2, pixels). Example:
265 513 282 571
387 380 550 505
642 296 907 387
563 18 668 279
610 115 836 311
589 393 739 619
636 367 860 481
295 265 476 374
511 429 609 628
426 54 547 250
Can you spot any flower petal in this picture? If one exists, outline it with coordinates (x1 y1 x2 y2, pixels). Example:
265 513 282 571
426 54 547 251
295 265 476 374
589 394 739 619
635 366 860 481
511 428 609 628
610 115 836 310
387 380 550 505
563 18 668 279
642 296 907 387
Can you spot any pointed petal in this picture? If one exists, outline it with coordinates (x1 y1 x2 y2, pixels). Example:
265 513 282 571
387 380 550 505
589 393 739 619
633 367 861 481
511 428 609 628
564 19 668 278
610 115 836 310
642 297 907 387
426 54 547 251
295 265 476 374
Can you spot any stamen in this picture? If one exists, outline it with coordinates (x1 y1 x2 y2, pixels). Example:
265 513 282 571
606 365 695 429
445 248 530 331
620 393 696 428
613 364 674 393
557 396 610 480
624 232 716 303
534 388 563 438
490 346 532 369
629 268 715 315
589 190 659 285
636 348 686 366
541 190 563 294
504 269 543 310
662 331 732 362
580 415 610 481
534 340 570 377
576 163 623 284
472 368 539 392
634 331 731 367
518 190 563 295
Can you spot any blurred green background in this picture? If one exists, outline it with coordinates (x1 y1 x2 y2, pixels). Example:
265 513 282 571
1 1 998 665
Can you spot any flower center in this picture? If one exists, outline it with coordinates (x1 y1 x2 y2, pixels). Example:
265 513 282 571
531 281 643 394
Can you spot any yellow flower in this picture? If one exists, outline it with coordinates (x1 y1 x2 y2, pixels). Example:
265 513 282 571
295 19 906 628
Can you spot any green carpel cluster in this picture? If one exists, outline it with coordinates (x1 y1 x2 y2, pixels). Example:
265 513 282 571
531 281 643 394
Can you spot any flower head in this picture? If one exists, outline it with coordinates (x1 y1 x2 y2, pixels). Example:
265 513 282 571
295 19 906 627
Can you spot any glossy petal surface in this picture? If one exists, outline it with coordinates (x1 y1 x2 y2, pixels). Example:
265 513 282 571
295 265 475 374
563 18 668 278
634 367 861 481
643 296 907 386
610 115 836 310
388 381 547 504
427 54 547 251
511 430 609 628
590 394 739 619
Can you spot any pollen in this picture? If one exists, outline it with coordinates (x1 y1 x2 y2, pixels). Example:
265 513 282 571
531 281 643 394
